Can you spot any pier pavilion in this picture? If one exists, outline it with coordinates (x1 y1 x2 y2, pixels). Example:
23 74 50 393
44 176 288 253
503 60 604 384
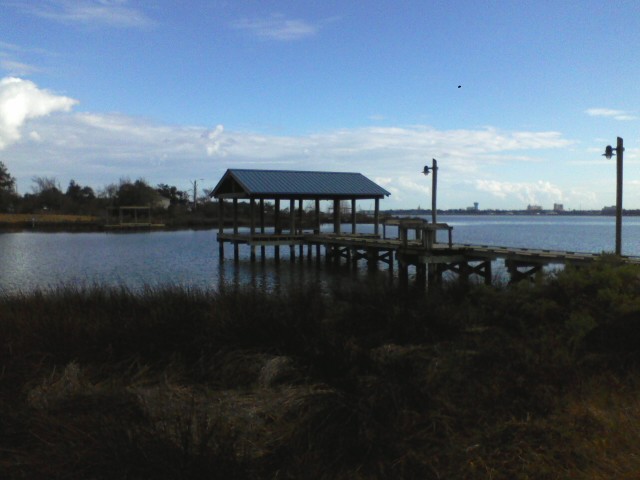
211 168 391 262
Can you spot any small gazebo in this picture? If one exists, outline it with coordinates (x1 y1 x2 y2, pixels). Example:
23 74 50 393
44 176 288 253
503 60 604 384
210 168 390 260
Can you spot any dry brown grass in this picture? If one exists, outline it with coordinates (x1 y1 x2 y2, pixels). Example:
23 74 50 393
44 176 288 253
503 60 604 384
0 213 98 224
0 213 97 223
3 266 640 479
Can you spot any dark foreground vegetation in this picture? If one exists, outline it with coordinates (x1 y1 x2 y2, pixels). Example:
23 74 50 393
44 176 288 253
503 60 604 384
3 258 640 479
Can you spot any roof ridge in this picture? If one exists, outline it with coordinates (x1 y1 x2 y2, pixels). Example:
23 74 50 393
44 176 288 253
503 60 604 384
228 168 362 175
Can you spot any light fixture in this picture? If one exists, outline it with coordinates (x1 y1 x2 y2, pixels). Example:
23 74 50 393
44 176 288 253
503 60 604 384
602 145 614 159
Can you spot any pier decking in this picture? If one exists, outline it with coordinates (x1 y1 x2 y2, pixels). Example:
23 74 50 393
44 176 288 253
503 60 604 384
212 168 640 285
217 228 640 284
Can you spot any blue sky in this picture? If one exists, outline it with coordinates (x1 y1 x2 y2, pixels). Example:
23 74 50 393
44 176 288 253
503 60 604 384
0 0 639 210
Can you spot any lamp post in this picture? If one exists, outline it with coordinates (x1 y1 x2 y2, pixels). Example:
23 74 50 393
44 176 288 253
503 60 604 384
603 137 624 255
422 158 438 223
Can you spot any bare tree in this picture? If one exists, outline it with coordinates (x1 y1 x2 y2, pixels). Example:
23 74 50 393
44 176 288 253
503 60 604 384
31 176 61 194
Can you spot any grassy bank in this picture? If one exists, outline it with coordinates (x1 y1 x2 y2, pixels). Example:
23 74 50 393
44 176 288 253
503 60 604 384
2 259 640 479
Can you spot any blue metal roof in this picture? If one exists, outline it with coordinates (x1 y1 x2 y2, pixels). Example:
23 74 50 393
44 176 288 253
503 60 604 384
212 169 390 199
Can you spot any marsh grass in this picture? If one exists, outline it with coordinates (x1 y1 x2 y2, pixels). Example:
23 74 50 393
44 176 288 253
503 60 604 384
2 259 640 478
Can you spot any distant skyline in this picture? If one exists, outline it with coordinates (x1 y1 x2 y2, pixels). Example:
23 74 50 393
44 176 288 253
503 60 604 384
0 0 639 210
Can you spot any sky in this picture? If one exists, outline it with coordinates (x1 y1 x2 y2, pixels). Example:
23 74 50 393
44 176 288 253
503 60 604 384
0 0 639 210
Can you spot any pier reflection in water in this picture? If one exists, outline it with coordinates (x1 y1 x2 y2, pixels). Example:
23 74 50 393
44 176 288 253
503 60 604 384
3 216 640 294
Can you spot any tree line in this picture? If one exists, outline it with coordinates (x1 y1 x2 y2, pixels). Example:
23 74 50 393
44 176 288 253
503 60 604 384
0 161 207 216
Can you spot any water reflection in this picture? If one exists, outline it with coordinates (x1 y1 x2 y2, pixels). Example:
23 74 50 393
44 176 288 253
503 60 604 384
2 216 640 294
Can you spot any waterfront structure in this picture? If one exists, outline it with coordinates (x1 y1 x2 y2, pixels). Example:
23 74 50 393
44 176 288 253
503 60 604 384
211 169 390 261
105 206 164 230
212 169 640 285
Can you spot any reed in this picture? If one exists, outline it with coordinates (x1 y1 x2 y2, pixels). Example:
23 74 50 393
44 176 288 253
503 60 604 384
2 259 640 479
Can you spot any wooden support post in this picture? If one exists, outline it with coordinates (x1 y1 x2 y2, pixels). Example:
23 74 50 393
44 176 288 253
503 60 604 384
298 199 304 257
483 261 492 285
233 198 238 234
427 263 442 285
233 198 239 262
399 259 408 287
367 248 378 270
260 198 265 261
351 198 357 234
315 198 321 234
416 263 427 286
218 199 224 260
249 198 256 262
274 199 280 263
374 198 380 236
333 199 341 234
289 199 296 262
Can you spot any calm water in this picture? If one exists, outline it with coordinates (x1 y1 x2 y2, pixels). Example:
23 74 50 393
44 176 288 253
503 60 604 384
1 215 639 294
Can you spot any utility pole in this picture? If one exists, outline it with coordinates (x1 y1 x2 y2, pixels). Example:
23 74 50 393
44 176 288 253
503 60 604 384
603 138 624 255
191 178 203 211
422 158 439 223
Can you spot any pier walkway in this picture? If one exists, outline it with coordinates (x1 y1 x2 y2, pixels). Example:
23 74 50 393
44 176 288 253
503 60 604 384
217 226 640 285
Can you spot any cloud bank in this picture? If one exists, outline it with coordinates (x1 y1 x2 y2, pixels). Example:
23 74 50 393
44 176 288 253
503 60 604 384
586 108 637 121
0 76 583 208
0 77 78 150
232 14 319 41
8 0 155 29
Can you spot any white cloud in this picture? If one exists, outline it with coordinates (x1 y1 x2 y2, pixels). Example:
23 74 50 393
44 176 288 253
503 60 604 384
475 179 563 205
10 0 155 29
232 14 319 41
0 77 78 150
586 108 637 121
0 78 579 207
0 57 41 76
202 124 225 156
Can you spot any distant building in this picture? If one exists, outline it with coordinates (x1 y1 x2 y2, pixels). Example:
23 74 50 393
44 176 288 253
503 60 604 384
527 204 543 212
553 203 564 212
466 202 479 212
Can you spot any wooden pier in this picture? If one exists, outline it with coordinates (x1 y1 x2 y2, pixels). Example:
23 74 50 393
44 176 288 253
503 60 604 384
211 168 640 285
217 222 640 285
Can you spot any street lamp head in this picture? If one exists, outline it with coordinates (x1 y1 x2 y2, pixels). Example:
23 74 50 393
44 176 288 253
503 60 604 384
422 165 431 176
603 145 614 159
